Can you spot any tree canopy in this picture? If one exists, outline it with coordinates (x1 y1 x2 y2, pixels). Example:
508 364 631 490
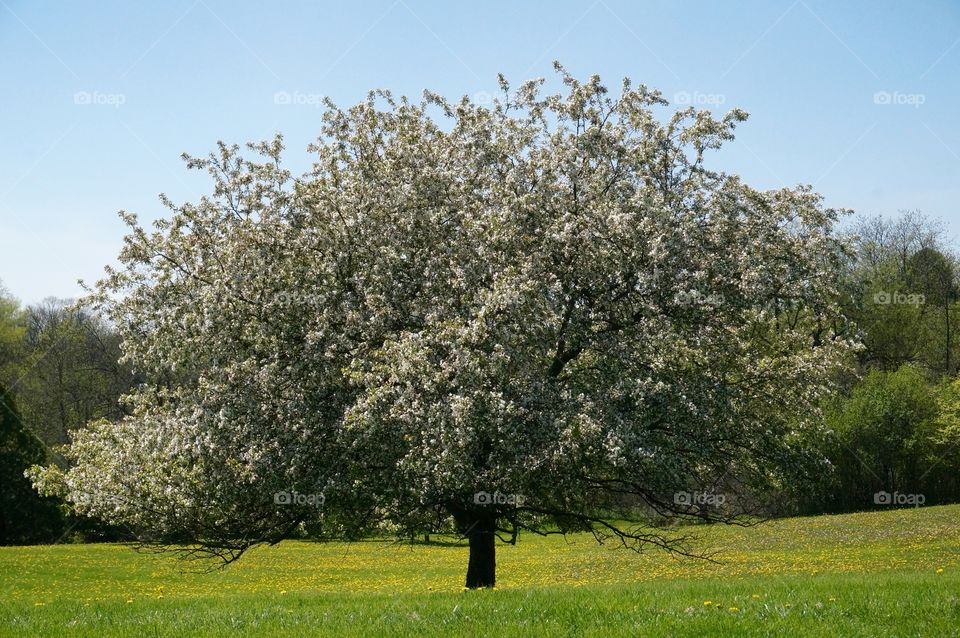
30 66 855 587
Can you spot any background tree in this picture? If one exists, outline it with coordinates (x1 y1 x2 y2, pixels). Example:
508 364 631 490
31 67 854 588
842 212 958 376
819 365 940 512
908 247 957 375
791 213 960 515
0 281 26 386
922 377 960 498
0 383 63 544
15 299 137 447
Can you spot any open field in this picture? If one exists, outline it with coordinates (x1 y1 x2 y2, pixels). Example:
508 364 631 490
2 505 959 637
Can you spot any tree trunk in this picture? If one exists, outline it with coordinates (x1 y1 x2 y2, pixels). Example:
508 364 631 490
465 513 496 588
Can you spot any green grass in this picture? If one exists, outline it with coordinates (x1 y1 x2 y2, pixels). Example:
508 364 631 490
2 505 959 636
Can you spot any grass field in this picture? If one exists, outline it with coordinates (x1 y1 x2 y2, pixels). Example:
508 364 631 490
2 505 959 636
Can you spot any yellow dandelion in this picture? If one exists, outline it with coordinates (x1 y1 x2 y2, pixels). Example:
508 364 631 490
126 599 133 604
936 568 944 574
729 607 740 613
703 600 712 606
751 594 761 599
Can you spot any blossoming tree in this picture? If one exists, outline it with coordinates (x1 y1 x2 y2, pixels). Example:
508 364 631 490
31 65 853 588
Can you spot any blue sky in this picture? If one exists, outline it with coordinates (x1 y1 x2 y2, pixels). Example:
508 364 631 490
1 0 958 305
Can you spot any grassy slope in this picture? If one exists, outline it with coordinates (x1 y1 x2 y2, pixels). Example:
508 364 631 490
1 505 959 636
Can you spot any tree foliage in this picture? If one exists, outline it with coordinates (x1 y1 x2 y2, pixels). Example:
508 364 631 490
0 282 26 385
30 67 855 586
813 365 960 512
842 212 958 375
0 384 63 544
16 299 137 447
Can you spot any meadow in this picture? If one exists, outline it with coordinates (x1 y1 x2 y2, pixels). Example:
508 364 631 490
1 505 959 637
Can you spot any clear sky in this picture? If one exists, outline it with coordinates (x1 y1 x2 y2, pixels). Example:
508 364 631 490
1 0 958 305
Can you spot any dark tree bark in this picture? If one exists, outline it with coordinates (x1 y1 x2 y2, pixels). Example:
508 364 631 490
464 512 496 588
